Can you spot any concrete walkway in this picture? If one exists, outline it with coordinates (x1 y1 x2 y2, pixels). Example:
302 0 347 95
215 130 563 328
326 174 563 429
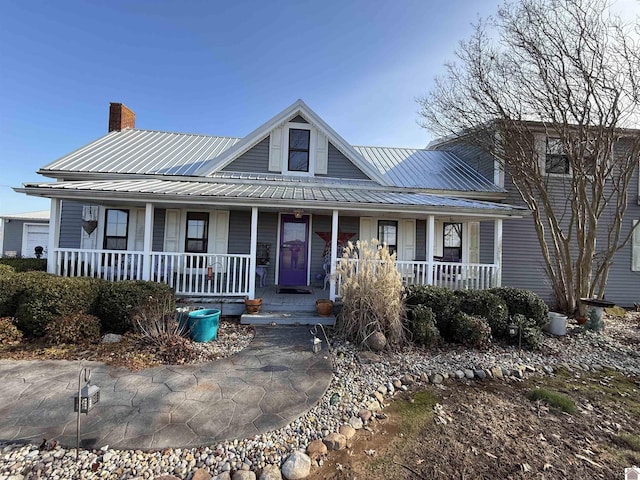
0 327 332 450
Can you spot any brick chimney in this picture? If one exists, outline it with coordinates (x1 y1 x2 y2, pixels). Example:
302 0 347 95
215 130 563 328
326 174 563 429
108 103 135 132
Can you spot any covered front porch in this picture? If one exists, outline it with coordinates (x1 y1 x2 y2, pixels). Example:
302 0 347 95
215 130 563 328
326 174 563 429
47 199 507 305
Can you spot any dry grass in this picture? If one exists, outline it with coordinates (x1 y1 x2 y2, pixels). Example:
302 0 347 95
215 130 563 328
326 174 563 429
335 240 408 349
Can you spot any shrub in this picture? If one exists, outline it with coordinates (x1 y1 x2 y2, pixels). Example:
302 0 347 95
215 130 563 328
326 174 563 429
408 305 441 347
0 265 17 317
44 312 101 344
449 312 492 349
490 287 549 328
95 280 176 334
511 313 544 350
404 285 460 339
0 258 47 272
14 273 101 337
335 240 408 349
132 293 186 345
455 290 509 338
0 317 22 345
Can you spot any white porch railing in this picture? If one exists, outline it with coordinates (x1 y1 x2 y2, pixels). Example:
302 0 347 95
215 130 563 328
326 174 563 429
52 248 251 297
335 259 499 293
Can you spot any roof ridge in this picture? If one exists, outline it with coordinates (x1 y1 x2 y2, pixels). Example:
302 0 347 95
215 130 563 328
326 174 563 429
125 128 241 140
353 144 428 152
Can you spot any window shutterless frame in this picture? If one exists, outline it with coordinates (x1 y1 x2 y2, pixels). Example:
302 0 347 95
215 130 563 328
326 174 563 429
185 212 209 253
103 209 129 250
377 220 398 255
443 222 462 262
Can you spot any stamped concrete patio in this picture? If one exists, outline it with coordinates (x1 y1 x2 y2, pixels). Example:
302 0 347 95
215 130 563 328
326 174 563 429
0 326 332 450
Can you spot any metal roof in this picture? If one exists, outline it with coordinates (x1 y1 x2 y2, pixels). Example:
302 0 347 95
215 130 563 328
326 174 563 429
20 179 520 214
0 210 50 220
38 128 503 194
353 146 502 193
40 129 240 176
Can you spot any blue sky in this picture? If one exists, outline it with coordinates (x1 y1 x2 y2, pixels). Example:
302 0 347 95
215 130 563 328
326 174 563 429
1 0 637 215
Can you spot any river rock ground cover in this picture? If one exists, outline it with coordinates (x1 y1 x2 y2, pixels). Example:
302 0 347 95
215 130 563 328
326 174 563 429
1 312 639 479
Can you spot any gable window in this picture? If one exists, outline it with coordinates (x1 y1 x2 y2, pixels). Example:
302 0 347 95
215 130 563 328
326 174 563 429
378 220 398 255
288 128 310 172
103 209 129 250
545 138 570 174
443 222 462 262
185 212 209 253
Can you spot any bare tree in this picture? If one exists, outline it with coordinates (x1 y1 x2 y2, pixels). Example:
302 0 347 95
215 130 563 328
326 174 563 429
419 0 640 313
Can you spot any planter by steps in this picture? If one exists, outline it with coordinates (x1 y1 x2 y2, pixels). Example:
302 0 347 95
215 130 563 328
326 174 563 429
316 299 334 317
245 297 263 314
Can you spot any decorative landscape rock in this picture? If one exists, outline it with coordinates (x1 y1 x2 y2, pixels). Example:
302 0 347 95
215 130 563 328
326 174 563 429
213 473 231 480
429 373 444 384
281 451 311 480
233 471 256 480
339 424 356 440
322 433 347 451
400 373 415 385
100 333 122 343
349 415 364 429
193 468 213 480
305 439 327 460
259 464 282 480
358 409 372 422
367 331 387 351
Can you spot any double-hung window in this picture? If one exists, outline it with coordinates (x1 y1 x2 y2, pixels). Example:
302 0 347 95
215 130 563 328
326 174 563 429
443 222 462 262
288 128 310 172
185 212 209 253
378 220 398 255
103 209 129 250
545 138 570 175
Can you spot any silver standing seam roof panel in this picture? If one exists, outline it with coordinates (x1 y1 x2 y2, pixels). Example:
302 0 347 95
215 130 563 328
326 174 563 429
39 129 503 194
40 129 241 177
21 179 518 212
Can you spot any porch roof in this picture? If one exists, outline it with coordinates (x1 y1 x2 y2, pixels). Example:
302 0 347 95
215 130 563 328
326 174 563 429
19 178 525 217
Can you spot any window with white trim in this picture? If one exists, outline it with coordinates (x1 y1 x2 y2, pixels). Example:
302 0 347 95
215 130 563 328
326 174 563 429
185 212 209 253
545 138 570 175
443 222 462 262
378 220 398 255
288 128 310 172
103 209 129 250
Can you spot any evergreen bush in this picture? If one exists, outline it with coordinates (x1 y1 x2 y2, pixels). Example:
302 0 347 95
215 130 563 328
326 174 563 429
0 317 22 345
455 290 509 338
95 280 176 334
449 312 492 349
44 312 101 344
404 284 460 338
490 287 548 328
408 305 441 347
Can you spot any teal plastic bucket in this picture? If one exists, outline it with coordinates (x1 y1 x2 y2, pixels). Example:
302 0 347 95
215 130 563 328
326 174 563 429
187 309 220 342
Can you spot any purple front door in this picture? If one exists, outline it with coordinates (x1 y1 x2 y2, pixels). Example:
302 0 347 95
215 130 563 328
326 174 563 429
278 215 309 286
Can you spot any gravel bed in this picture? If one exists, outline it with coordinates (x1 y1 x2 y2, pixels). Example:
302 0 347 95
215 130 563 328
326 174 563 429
1 314 639 480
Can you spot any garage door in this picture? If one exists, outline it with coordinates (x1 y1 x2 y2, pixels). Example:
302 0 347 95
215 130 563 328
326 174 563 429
23 224 49 258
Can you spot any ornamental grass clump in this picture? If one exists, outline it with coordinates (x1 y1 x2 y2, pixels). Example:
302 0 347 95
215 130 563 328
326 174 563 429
335 239 408 349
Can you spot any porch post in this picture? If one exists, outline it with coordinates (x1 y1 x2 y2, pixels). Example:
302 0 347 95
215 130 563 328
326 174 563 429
426 215 435 285
47 198 60 274
142 203 153 281
494 218 503 287
248 207 258 299
329 209 339 301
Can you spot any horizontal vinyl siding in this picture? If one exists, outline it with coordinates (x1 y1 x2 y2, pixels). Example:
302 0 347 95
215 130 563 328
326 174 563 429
479 221 494 265
59 201 83 249
222 137 270 173
326 143 370 180
152 208 165 251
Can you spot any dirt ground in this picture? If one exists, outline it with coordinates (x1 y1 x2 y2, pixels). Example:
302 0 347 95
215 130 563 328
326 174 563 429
307 369 640 479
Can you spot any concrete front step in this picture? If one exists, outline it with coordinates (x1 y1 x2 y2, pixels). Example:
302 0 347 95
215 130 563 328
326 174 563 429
241 311 335 326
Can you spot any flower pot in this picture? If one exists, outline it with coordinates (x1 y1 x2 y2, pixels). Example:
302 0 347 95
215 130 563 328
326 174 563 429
187 309 220 342
316 299 334 317
245 297 263 314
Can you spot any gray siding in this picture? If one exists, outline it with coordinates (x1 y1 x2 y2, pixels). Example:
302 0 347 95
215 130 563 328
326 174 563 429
152 208 165 251
479 221 494 264
2 220 26 256
222 137 270 173
59 201 83 248
326 143 370 179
